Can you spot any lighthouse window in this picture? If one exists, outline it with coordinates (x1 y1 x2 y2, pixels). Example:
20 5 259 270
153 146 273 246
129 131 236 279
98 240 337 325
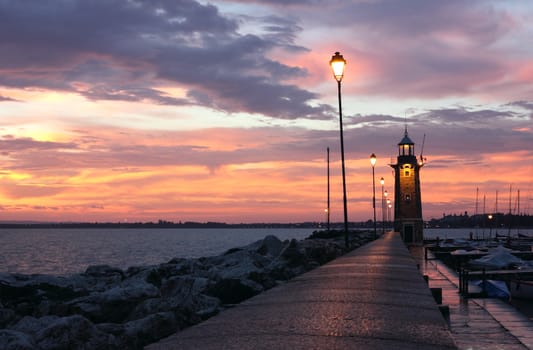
404 170 410 177
405 194 411 202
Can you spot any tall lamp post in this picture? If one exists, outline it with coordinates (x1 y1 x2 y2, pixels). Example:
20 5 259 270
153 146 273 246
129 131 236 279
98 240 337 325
380 177 385 234
326 147 330 232
384 190 389 224
488 214 493 239
330 52 349 247
370 153 377 238
387 200 391 227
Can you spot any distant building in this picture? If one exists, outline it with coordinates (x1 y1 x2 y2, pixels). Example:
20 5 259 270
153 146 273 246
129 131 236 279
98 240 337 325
390 128 424 244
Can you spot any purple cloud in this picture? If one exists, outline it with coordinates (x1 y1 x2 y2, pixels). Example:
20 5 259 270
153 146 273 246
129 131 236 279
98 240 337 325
0 0 332 119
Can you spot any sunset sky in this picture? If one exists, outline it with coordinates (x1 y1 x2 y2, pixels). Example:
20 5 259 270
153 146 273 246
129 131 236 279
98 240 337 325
0 0 532 224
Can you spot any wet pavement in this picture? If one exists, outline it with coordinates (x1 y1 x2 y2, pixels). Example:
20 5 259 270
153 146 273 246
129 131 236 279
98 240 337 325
413 247 533 350
147 232 456 350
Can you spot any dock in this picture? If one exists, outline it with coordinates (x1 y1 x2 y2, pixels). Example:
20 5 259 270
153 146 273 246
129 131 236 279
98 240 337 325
146 232 456 349
415 248 533 349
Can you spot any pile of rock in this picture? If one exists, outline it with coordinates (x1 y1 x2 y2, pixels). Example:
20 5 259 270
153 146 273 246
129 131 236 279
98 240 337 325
0 231 374 349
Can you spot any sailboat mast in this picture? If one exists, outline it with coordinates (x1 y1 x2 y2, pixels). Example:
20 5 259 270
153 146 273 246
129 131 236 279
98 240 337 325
475 187 479 222
495 190 499 235
483 194 486 238
517 189 520 235
508 184 512 238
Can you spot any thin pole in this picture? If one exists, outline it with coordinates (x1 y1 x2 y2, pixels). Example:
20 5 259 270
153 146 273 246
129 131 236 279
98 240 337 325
337 80 349 247
381 182 385 234
327 147 330 232
483 194 486 239
475 187 479 239
508 184 512 238
517 189 520 235
372 166 377 238
495 190 499 235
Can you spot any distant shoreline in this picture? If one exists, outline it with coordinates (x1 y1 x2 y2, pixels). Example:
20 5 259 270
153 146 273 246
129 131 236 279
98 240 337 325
0 221 321 229
2 221 533 230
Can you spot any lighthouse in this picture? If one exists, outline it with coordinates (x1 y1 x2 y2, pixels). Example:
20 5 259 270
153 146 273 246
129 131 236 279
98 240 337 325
390 128 424 244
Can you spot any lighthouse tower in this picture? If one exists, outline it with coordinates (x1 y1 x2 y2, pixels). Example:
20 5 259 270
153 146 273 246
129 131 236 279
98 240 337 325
390 128 424 244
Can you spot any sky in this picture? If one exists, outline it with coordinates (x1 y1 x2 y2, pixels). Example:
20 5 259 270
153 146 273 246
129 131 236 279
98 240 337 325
0 0 532 224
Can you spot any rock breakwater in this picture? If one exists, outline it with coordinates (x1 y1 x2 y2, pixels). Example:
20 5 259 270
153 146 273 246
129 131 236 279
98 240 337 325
0 231 374 349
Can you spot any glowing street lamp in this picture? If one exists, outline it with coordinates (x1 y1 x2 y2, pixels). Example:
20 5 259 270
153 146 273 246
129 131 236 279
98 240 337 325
488 214 493 238
370 153 377 238
330 51 349 247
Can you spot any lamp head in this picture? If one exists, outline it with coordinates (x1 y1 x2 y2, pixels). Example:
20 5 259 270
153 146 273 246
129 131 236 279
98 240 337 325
370 153 377 167
329 52 346 82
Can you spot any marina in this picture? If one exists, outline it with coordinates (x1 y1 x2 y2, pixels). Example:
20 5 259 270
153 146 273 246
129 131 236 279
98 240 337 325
412 231 533 349
413 245 533 349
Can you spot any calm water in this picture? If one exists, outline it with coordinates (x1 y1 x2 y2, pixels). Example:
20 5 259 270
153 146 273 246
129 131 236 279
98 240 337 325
2 227 530 276
0 228 314 275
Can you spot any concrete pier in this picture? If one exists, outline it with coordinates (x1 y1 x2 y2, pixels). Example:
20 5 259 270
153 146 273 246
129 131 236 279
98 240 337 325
147 232 456 349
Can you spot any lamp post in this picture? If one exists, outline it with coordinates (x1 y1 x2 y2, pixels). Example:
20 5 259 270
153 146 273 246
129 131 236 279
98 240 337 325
370 153 377 238
326 147 330 233
488 214 493 239
387 198 391 227
380 177 385 234
330 52 349 247
384 190 389 224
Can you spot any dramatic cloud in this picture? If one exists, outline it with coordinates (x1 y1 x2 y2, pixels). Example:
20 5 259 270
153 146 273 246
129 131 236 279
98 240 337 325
0 0 331 120
0 0 532 223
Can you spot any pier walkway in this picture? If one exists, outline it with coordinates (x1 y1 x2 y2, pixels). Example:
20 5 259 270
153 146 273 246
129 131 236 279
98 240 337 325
147 232 456 349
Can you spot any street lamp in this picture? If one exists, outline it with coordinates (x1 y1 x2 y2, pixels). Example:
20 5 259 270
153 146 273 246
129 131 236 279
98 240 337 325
326 147 330 233
388 202 392 228
370 153 377 238
488 214 493 239
330 51 349 247
386 198 391 226
380 177 385 234
384 190 389 224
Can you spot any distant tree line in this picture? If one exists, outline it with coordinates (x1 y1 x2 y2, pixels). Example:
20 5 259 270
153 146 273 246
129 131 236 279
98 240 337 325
427 212 533 228
0 221 324 229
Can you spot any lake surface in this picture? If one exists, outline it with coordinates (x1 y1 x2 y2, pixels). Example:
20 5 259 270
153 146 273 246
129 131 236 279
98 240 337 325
2 227 530 276
0 228 315 275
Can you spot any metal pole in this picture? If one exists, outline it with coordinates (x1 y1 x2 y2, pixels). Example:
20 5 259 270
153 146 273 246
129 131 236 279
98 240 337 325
372 166 376 238
327 147 330 233
381 183 385 234
337 80 349 247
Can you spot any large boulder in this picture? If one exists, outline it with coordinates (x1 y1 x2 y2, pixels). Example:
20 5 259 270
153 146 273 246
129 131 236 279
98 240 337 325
207 278 263 304
0 307 16 328
0 329 36 350
82 265 125 291
34 315 118 350
11 315 60 336
129 276 219 324
122 312 177 349
68 283 160 323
